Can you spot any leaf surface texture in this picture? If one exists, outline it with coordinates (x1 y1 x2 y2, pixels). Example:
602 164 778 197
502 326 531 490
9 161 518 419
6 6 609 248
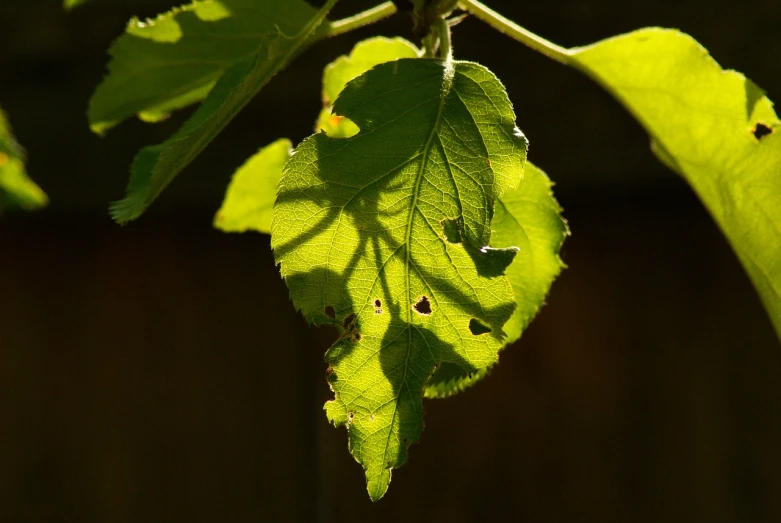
572 29 781 341
424 161 567 398
89 0 323 133
272 58 528 500
108 0 334 223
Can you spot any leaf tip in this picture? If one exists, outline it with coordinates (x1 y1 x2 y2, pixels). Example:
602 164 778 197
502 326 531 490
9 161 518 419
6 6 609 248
366 469 391 502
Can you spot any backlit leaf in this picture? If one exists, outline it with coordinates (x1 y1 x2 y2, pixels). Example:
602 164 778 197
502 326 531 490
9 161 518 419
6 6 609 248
316 36 419 138
0 108 48 212
424 161 567 398
272 58 527 500
64 0 92 9
214 138 291 234
109 0 336 224
571 29 781 342
89 0 326 134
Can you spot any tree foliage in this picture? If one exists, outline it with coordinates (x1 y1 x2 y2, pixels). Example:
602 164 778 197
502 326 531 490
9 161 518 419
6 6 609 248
64 0 781 500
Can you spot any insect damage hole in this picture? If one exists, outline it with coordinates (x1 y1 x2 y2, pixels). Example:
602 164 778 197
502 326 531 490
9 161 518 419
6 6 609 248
373 299 383 314
468 318 492 335
753 122 773 140
440 218 462 244
342 313 356 329
413 296 432 315
325 306 336 320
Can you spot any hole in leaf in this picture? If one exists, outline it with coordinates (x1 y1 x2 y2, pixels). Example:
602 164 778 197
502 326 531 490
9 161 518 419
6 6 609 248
370 414 375 421
342 313 355 329
352 331 362 342
348 411 354 421
441 218 462 244
373 299 383 315
753 122 773 140
413 296 432 315
325 306 336 320
374 299 382 308
468 318 492 335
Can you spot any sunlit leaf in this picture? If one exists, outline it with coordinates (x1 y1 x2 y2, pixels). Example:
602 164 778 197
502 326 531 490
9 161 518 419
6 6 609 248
0 108 48 212
89 0 326 134
316 36 419 137
109 0 335 224
571 28 781 341
64 0 92 9
424 161 567 398
273 58 528 500
214 138 291 234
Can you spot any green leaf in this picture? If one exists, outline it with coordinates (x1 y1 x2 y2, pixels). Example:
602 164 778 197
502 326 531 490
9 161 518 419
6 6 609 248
64 0 92 9
214 38 420 234
570 28 781 342
272 58 528 501
310 37 568 400
89 0 326 134
214 138 291 234
424 161 568 398
0 108 48 212
316 36 419 138
109 0 336 224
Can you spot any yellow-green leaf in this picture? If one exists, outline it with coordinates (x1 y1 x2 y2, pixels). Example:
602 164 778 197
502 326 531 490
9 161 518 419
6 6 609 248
214 138 291 234
570 28 781 342
0 108 48 212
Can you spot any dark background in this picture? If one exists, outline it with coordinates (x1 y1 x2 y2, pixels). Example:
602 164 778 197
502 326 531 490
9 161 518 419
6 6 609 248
2 0 781 521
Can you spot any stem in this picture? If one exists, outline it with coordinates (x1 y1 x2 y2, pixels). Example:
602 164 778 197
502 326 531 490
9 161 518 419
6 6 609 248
435 17 452 61
457 0 572 65
327 2 398 38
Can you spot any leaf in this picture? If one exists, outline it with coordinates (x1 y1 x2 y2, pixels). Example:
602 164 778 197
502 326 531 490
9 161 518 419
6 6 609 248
214 138 291 234
316 36 420 138
109 0 336 224
214 38 421 235
272 58 527 501
570 28 781 342
64 0 92 9
424 161 568 398
88 0 326 134
0 108 48 212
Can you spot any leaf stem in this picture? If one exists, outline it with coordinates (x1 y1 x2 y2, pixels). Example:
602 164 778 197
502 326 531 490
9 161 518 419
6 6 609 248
457 0 572 65
327 2 398 38
436 17 452 61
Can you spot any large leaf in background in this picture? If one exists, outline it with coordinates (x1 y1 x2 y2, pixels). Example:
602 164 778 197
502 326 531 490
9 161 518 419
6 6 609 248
213 138 291 233
570 29 781 342
0 108 47 212
273 58 528 500
425 161 567 398
109 0 336 224
89 0 326 133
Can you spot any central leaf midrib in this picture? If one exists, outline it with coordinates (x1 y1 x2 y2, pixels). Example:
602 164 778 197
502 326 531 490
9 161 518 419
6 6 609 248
380 60 454 469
